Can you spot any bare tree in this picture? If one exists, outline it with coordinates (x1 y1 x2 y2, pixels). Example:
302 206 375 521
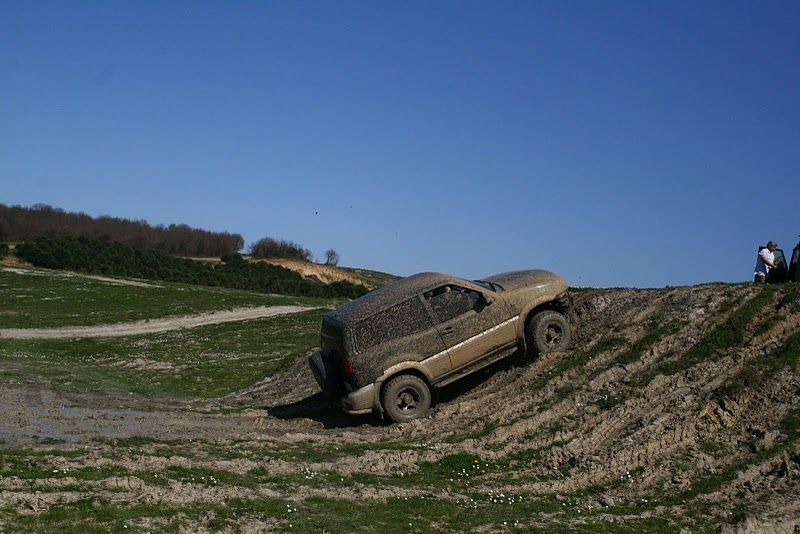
324 249 340 266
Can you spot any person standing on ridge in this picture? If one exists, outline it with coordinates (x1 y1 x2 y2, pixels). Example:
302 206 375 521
754 240 778 283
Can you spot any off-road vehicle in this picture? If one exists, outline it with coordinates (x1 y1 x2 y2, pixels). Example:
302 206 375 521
308 270 571 422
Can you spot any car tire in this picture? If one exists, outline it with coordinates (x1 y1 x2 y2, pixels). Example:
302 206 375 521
308 352 344 402
527 310 571 356
381 374 431 423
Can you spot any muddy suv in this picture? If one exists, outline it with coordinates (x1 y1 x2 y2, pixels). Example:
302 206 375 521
308 270 571 422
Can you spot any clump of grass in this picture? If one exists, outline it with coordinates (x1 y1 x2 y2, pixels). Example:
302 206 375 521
442 421 498 444
699 440 724 455
645 287 777 381
716 331 800 400
598 393 620 410
615 317 683 366
531 335 626 391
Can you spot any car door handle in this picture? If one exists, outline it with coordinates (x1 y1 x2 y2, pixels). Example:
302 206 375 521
441 326 454 335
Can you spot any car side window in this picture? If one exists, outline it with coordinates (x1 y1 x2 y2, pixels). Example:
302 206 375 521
351 296 431 353
425 285 481 323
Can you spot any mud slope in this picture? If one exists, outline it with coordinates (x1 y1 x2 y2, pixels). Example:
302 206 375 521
2 283 799 531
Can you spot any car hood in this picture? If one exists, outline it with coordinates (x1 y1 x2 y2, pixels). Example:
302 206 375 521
484 270 568 313
485 269 567 292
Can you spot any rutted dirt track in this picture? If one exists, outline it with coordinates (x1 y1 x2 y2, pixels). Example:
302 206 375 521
0 305 314 339
1 284 799 531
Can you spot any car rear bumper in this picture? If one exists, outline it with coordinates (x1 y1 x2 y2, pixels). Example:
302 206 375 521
341 383 375 415
309 351 376 414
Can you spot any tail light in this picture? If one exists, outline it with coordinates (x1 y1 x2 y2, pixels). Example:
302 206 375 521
342 358 354 376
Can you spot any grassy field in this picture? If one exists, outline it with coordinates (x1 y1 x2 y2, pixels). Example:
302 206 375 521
0 267 332 328
0 309 327 400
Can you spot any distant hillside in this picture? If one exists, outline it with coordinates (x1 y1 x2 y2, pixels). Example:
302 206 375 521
185 256 399 290
0 203 243 257
12 236 370 299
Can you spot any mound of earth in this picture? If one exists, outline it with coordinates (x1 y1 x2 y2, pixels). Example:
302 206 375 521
257 258 397 289
187 255 398 289
1 283 798 531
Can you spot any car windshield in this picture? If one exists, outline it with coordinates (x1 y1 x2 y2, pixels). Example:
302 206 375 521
472 279 500 292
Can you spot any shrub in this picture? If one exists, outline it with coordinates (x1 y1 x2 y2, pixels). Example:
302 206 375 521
249 237 312 261
15 236 369 299
220 252 246 265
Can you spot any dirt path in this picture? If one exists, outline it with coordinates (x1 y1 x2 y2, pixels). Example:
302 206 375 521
0 266 161 288
0 305 316 339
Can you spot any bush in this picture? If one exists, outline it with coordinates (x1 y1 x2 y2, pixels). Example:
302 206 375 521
220 252 245 265
15 236 369 299
249 237 312 261
0 243 8 258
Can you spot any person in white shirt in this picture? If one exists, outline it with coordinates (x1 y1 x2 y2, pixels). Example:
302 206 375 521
754 240 778 283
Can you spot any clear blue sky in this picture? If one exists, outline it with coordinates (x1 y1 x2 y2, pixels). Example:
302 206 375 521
2 1 798 287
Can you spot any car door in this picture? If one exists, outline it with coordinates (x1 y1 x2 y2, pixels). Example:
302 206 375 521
423 284 515 371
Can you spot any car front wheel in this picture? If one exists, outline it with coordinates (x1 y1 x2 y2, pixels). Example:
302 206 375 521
381 374 431 423
527 310 571 356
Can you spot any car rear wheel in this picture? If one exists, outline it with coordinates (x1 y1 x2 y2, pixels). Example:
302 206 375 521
527 310 571 356
381 374 431 423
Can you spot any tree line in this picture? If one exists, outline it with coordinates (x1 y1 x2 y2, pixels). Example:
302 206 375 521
13 236 369 299
0 203 244 257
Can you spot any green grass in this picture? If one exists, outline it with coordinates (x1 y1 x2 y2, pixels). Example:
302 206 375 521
614 317 683 366
642 286 778 382
0 267 331 328
0 490 690 533
0 309 327 399
531 335 627 393
338 265 399 289
716 331 800 400
442 421 499 444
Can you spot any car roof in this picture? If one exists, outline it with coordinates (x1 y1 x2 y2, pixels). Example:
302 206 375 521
327 272 455 325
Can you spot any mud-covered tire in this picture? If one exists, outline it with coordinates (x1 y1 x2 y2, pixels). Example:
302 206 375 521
381 374 431 423
308 352 344 402
527 310 571 356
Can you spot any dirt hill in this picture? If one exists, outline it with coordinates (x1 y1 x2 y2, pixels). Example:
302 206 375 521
257 258 398 289
239 282 800 530
1 281 798 531
186 255 399 289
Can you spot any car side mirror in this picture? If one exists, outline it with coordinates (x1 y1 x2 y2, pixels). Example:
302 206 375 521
474 293 492 312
